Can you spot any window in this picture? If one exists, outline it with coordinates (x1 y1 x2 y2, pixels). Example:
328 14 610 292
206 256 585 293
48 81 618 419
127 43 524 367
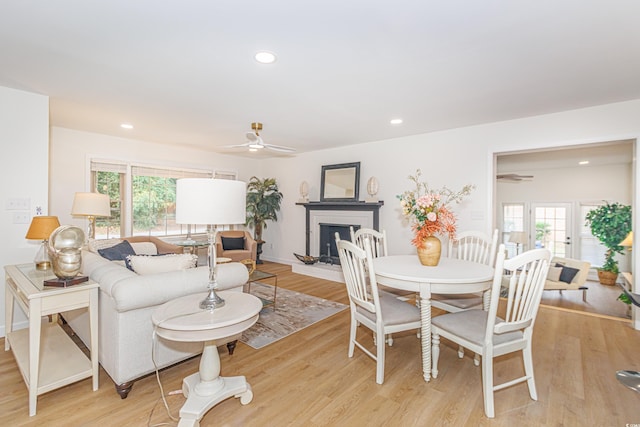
91 160 214 238
131 165 213 237
91 161 126 239
502 203 525 258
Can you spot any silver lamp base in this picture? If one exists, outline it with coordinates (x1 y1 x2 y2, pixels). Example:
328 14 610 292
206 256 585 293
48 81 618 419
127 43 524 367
199 288 225 310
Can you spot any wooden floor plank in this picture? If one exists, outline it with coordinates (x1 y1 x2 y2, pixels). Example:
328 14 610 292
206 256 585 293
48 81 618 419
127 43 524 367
1 261 639 426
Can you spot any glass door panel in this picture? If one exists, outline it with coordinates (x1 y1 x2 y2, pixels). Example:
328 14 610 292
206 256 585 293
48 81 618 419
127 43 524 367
532 203 572 258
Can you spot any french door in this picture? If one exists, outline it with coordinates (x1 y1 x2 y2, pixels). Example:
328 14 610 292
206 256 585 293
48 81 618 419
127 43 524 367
531 202 573 258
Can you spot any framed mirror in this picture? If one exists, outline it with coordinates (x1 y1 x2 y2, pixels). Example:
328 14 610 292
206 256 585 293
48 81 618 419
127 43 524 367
320 162 360 202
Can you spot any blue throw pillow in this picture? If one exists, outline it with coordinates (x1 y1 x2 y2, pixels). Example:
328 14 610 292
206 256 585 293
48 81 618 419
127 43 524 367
98 240 136 261
222 236 245 250
555 263 580 284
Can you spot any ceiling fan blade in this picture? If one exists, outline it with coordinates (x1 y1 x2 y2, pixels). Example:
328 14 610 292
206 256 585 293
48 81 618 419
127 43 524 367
222 142 250 149
264 143 296 153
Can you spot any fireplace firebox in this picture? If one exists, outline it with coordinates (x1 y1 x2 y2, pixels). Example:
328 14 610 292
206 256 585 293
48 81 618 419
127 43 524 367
319 223 360 265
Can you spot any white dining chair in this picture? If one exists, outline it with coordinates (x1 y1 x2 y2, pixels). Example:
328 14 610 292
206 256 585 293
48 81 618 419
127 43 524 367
350 226 388 258
431 244 551 418
336 238 421 384
431 229 499 363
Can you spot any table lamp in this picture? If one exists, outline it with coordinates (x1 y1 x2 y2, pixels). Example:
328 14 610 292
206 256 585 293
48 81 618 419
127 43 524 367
508 231 527 255
620 231 633 250
71 192 111 240
25 215 61 270
176 178 246 310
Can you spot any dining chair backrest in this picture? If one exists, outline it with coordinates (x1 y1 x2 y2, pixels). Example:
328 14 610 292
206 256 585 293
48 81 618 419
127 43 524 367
448 229 499 267
350 227 388 258
336 238 380 317
486 245 551 341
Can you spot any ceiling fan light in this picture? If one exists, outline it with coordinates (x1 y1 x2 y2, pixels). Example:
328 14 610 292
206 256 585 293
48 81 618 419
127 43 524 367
248 143 264 149
249 147 258 152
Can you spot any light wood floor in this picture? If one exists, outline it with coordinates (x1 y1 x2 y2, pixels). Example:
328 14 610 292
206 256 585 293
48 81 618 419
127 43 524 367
2 261 640 426
540 279 630 319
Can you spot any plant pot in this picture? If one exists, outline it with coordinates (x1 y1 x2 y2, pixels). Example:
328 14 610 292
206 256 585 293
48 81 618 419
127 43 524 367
597 270 618 286
417 236 441 266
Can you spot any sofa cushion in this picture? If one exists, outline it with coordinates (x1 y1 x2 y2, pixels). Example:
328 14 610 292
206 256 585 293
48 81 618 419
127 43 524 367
222 236 245 250
555 263 580 284
98 240 136 261
128 241 158 255
88 238 123 253
125 253 198 275
546 266 563 282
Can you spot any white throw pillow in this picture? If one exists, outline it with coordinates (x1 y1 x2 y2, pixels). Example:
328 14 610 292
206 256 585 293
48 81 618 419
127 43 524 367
546 266 562 282
126 254 198 275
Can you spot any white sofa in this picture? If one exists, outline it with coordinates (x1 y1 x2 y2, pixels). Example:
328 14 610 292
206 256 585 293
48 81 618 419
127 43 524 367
64 241 249 399
544 256 591 302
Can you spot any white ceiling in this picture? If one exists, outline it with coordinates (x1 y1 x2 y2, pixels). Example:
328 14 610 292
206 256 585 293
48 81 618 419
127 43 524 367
1 1 639 158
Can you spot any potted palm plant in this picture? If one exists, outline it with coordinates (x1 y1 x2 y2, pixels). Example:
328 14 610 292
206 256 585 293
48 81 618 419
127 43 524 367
585 201 632 285
245 176 283 264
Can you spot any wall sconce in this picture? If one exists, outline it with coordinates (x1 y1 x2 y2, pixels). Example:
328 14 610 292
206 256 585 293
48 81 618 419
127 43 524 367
366 176 379 203
299 181 309 203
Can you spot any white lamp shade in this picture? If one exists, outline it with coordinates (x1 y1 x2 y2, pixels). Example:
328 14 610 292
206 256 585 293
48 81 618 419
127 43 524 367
508 231 527 245
71 192 111 217
176 178 246 225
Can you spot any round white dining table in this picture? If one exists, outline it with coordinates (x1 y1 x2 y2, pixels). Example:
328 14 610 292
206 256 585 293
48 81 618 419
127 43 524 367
373 255 494 382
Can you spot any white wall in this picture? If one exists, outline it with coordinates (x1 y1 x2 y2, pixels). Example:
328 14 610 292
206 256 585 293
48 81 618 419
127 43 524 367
0 86 49 336
259 100 639 330
49 127 265 231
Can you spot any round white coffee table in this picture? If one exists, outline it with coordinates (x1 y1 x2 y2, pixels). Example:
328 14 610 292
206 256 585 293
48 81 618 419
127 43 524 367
152 291 262 427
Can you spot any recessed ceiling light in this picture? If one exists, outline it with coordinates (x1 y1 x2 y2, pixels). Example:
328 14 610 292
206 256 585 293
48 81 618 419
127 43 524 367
254 51 277 64
390 118 403 125
120 123 133 129
579 160 589 165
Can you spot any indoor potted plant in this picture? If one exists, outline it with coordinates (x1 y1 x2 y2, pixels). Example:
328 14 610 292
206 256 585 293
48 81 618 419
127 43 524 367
584 201 632 285
245 176 283 264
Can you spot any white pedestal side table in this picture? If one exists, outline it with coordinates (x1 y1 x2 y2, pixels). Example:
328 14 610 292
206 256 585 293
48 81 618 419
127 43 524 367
152 291 262 427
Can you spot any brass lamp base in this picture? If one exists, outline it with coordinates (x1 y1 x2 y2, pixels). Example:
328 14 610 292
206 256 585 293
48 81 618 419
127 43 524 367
35 261 51 270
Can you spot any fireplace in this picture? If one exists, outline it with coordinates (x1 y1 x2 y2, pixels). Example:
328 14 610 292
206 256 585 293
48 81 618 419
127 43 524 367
319 223 361 265
294 200 384 282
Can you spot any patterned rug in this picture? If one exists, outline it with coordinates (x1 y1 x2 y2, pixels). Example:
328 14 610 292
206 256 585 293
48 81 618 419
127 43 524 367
240 282 348 349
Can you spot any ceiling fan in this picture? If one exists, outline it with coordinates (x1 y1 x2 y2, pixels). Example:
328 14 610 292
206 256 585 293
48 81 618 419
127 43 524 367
496 173 534 181
225 122 296 153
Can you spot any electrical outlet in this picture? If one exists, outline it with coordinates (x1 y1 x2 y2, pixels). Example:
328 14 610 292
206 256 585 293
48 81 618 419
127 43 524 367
13 212 30 224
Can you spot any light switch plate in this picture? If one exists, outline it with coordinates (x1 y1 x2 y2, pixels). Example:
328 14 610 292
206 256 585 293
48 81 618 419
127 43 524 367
13 212 30 224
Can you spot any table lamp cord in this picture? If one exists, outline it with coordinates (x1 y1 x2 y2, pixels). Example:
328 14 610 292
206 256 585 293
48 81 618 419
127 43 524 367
148 310 205 426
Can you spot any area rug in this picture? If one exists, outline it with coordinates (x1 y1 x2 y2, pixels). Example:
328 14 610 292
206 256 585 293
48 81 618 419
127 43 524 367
240 282 347 349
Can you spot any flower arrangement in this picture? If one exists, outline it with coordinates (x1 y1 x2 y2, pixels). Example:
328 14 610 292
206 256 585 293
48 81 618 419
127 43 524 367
397 169 474 248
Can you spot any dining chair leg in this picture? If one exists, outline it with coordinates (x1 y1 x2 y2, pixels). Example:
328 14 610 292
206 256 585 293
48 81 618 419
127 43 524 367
523 344 538 400
376 327 385 384
348 316 357 358
458 345 465 359
481 355 495 418
431 333 440 379
474 353 480 366
386 334 394 346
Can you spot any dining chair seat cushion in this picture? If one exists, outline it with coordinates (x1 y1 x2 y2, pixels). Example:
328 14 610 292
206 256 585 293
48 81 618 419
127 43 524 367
356 292 421 326
432 309 523 346
431 293 482 310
